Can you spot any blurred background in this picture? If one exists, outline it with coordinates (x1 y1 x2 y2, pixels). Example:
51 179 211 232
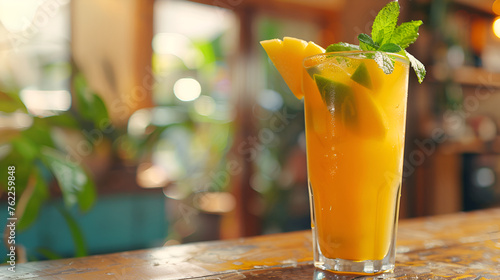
1 0 500 262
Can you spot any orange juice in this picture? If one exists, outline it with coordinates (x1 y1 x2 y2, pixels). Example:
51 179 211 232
303 52 409 269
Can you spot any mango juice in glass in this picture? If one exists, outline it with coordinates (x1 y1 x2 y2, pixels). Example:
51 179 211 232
303 51 409 274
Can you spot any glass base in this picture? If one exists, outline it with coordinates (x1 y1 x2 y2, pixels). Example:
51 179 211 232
313 265 394 280
311 221 397 275
312 211 396 274
314 256 394 275
309 184 399 276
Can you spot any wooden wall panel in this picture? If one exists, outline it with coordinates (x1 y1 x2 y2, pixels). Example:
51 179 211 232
71 0 154 126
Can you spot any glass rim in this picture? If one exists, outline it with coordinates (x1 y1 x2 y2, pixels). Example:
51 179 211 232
303 51 409 68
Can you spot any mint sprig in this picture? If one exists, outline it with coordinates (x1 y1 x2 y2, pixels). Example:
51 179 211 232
378 43 401 53
391 21 423 49
325 0 426 83
372 1 399 46
358 33 378 50
375 52 395 75
325 42 360 52
405 51 426 84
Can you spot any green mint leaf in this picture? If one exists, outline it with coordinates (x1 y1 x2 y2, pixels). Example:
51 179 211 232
326 42 360 52
390 20 423 49
360 42 375 51
374 52 395 74
372 1 400 46
378 43 402 53
405 50 426 83
358 33 379 50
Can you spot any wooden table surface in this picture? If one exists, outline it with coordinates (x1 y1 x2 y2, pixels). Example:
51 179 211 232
4 208 500 279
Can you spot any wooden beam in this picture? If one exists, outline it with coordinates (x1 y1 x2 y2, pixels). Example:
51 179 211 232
187 0 343 22
71 0 154 127
220 6 261 239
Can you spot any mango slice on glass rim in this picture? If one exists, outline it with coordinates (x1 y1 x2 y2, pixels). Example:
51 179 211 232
260 37 325 99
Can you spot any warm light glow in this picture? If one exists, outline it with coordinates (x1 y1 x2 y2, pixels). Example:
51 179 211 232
136 162 169 188
152 33 204 69
494 0 500 15
153 148 183 182
162 184 188 200
194 192 236 213
173 78 201 102
20 88 72 117
194 95 216 116
153 33 191 55
154 0 235 41
494 17 500 38
128 109 152 137
0 111 33 129
0 0 40 32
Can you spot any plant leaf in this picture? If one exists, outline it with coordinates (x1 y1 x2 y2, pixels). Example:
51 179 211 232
58 207 87 257
325 42 360 52
372 1 400 46
74 74 111 128
358 34 379 50
90 92 110 129
0 92 27 113
46 114 80 129
41 147 96 212
17 168 49 232
378 43 402 53
11 137 39 162
405 51 426 83
73 74 93 120
0 152 32 194
23 119 55 147
390 20 423 49
374 52 395 75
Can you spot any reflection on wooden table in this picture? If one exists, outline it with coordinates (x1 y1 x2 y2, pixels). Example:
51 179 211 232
7 208 500 279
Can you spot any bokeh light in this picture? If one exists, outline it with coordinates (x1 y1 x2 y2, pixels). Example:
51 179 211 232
194 192 236 213
493 17 500 38
20 88 71 117
475 167 495 188
128 109 152 137
0 0 40 32
493 0 500 15
136 162 169 188
0 111 33 129
173 78 201 102
152 33 204 69
258 89 283 111
194 95 216 116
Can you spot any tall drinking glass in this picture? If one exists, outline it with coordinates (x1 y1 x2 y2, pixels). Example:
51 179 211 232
303 51 409 275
